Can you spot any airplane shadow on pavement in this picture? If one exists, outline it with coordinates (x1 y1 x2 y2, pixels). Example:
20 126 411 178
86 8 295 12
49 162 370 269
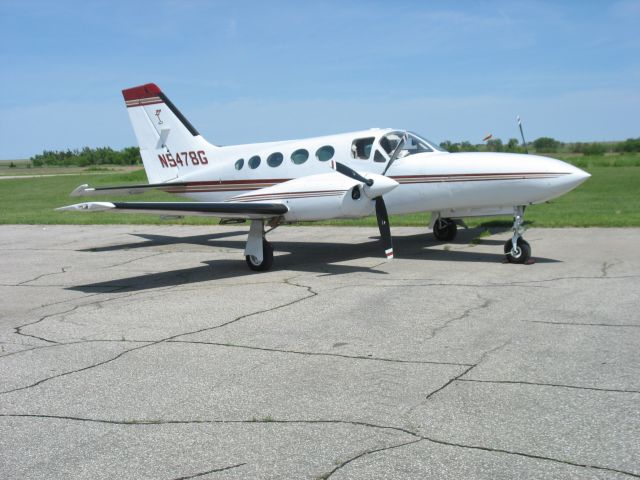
69 227 560 293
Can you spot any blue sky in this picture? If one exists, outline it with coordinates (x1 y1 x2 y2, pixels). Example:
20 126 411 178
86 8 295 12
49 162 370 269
1 0 638 158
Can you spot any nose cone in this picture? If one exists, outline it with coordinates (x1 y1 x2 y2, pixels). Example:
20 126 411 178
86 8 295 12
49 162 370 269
558 160 591 190
363 173 399 198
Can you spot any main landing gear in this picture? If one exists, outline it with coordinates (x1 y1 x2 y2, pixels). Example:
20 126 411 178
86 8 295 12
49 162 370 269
432 217 458 242
244 219 275 271
504 206 531 264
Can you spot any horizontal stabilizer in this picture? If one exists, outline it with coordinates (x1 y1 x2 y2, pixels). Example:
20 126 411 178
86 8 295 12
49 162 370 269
56 201 288 219
71 182 188 197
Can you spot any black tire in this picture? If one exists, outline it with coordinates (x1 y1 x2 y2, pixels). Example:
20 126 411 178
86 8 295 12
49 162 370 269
433 218 457 242
504 238 531 264
246 240 274 271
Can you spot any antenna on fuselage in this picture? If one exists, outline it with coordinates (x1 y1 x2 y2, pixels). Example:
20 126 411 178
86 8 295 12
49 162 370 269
517 115 528 154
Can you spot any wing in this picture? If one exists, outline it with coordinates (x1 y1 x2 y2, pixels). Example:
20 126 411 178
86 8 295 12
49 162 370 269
56 201 288 219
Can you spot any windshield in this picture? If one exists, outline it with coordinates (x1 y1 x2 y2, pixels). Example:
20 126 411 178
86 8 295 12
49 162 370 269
409 132 448 152
378 131 448 161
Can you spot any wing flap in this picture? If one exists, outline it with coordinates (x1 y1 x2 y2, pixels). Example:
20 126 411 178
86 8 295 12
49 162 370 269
56 201 288 219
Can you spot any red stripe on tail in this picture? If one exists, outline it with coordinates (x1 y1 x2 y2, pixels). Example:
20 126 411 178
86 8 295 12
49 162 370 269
122 83 162 101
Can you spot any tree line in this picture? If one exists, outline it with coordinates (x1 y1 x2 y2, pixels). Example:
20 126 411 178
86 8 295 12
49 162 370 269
30 147 142 167
439 137 640 155
26 137 640 166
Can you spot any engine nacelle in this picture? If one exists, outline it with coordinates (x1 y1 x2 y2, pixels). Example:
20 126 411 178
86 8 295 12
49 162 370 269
232 172 384 221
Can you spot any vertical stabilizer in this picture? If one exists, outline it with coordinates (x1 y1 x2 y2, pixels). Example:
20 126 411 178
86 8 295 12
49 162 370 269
122 83 216 183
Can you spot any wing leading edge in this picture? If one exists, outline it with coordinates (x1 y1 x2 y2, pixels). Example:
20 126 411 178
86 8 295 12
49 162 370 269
56 201 288 219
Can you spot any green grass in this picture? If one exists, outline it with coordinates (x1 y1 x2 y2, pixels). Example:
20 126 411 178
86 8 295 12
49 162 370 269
0 170 200 225
555 152 640 169
0 163 140 176
0 164 638 227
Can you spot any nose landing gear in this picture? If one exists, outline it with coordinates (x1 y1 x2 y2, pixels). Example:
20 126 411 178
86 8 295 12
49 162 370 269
504 206 531 264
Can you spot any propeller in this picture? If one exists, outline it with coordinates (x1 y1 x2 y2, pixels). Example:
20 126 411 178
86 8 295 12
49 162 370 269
331 160 373 186
375 197 394 259
331 161 395 260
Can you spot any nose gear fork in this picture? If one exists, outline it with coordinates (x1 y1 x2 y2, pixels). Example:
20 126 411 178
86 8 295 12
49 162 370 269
504 206 532 264
511 206 525 255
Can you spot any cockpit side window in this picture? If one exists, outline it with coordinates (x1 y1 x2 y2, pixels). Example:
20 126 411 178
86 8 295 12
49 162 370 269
379 132 403 156
374 150 387 163
351 137 375 160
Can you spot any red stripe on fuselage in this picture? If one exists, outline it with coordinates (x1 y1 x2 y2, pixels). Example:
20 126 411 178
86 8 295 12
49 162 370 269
154 173 564 194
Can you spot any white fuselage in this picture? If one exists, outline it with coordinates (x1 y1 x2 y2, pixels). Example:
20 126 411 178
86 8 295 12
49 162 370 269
157 128 589 222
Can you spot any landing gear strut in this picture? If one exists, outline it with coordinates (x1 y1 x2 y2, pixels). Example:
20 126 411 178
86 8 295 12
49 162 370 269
432 217 458 242
504 206 531 264
245 219 274 271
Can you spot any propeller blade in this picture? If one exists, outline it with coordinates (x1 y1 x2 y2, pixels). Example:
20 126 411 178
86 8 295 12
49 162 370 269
375 197 393 260
331 161 374 186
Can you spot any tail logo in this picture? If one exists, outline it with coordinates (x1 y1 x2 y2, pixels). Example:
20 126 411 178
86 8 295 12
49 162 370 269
155 109 163 125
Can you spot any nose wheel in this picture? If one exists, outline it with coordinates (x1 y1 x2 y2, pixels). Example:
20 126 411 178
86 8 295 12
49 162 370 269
504 237 531 263
505 206 532 264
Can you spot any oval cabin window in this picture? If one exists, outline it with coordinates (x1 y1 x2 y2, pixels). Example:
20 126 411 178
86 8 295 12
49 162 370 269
267 152 284 167
316 146 335 162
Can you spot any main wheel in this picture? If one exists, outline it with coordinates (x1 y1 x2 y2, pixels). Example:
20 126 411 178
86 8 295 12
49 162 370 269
246 240 274 271
433 218 457 242
504 238 531 264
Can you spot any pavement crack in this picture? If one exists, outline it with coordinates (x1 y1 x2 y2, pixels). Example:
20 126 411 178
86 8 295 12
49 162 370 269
174 275 319 340
0 343 60 359
0 340 154 395
475 340 512 365
427 295 492 340
323 282 546 292
25 288 125 312
423 365 476 402
509 274 640 285
0 413 421 437
322 438 424 479
15 267 69 286
171 463 246 479
457 378 640 394
410 341 511 410
0 337 472 368
105 252 166 269
529 320 640 328
0 278 319 394
4 414 637 478
13 306 81 345
166 339 472 367
419 435 640 478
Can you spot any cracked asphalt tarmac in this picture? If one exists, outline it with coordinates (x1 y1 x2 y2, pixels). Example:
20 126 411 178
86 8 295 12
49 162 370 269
1 225 639 479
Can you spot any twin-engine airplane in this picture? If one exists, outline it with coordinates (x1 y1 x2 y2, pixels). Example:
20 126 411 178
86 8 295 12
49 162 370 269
58 83 590 271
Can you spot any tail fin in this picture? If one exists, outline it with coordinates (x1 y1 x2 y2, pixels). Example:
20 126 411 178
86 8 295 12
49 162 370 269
122 83 216 183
